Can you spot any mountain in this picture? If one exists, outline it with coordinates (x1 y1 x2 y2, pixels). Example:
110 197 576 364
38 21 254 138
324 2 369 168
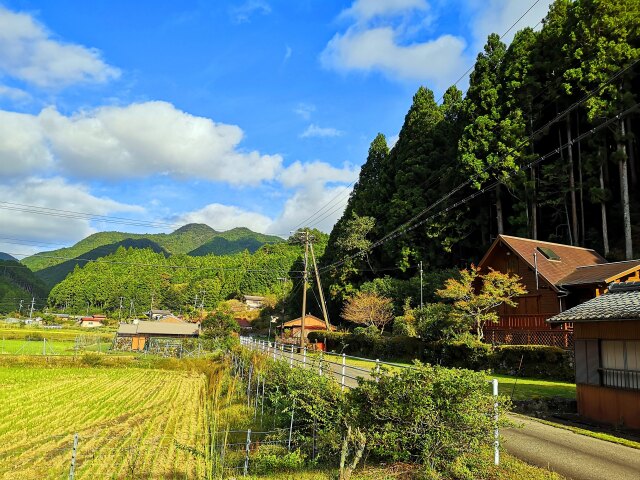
0 260 50 313
189 228 283 256
0 252 17 261
21 224 283 287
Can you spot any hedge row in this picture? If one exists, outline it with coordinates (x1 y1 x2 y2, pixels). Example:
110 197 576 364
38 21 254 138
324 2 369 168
307 331 574 381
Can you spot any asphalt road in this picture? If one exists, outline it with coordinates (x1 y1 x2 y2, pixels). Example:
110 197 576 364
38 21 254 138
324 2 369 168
504 415 640 480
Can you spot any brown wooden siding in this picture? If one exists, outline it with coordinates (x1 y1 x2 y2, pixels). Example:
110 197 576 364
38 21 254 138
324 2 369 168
575 322 640 341
577 384 640 429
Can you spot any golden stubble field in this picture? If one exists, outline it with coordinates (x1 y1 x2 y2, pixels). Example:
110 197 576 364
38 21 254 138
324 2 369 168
0 363 207 479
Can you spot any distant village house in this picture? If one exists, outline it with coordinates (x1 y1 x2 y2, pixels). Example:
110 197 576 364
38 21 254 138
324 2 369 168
243 295 265 310
116 320 199 351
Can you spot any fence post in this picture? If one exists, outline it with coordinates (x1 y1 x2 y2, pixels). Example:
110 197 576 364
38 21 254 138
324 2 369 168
247 365 253 408
288 399 296 451
492 378 500 465
375 359 380 382
289 346 294 368
244 429 251 476
319 351 323 376
43 338 46 356
68 432 78 480
272 343 276 361
341 353 346 391
303 347 307 366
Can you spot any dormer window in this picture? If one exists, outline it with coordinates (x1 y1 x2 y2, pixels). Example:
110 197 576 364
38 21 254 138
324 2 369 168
537 246 560 261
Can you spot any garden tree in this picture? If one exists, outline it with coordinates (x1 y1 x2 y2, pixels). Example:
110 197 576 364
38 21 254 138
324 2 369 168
413 303 462 342
458 33 509 234
200 306 239 339
341 291 394 332
436 266 527 341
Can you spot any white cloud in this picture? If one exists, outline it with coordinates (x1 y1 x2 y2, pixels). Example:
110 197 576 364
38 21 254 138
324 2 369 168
322 0 552 86
0 110 52 176
300 124 344 138
0 177 141 255
0 84 31 101
279 161 358 188
283 45 292 63
0 6 120 88
321 27 466 86
0 101 282 184
177 203 272 233
229 1 272 24
294 102 316 120
341 0 428 22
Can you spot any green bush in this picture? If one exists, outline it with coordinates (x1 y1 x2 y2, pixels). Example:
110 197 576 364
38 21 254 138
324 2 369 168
424 338 493 370
308 330 424 361
491 345 574 381
251 445 306 474
348 362 511 468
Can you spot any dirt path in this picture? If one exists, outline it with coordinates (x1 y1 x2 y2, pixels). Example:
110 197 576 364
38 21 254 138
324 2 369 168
504 415 640 480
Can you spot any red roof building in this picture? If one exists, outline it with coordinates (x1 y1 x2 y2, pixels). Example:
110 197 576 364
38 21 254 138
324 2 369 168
478 235 640 347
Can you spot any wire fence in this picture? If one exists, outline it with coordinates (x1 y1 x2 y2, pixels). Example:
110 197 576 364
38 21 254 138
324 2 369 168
239 335 502 466
0 335 111 356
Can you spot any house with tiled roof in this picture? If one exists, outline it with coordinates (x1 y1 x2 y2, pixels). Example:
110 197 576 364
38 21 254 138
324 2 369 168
548 282 640 429
478 235 640 347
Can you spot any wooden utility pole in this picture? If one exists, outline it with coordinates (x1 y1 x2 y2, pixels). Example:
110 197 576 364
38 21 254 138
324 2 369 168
310 242 331 331
300 231 310 348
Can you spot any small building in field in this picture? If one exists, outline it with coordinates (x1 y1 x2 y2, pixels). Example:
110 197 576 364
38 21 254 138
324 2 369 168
548 281 640 430
243 295 265 310
281 314 335 341
478 234 640 347
80 317 104 328
116 320 200 351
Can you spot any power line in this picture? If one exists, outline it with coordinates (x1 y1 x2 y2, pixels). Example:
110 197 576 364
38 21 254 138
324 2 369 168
290 179 357 231
320 101 639 273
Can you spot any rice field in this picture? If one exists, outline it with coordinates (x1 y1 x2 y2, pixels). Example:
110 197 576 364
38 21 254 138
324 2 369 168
0 365 207 479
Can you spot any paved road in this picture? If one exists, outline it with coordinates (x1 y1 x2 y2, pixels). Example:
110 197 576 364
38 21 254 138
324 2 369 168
504 414 640 480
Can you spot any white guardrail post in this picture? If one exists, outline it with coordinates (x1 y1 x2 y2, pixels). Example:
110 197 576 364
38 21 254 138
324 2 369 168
341 353 346 391
303 347 307 366
493 378 499 465
289 345 294 368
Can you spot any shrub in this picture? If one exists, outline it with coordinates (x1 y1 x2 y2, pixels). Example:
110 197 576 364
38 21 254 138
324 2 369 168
251 445 306 474
424 338 493 370
348 362 510 469
491 345 574 381
81 353 103 367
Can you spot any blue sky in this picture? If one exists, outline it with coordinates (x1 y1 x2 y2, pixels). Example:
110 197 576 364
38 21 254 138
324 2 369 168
0 0 553 256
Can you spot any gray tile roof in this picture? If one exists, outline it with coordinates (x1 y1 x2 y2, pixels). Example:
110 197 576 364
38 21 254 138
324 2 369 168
548 281 640 323
117 320 200 336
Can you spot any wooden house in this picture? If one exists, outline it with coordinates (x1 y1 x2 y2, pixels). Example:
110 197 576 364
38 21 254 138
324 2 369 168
478 235 640 347
281 314 335 342
243 295 266 310
116 320 199 351
548 282 640 429
80 317 104 328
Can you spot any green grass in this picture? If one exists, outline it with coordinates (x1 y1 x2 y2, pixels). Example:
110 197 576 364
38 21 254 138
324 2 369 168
0 337 111 355
492 374 576 401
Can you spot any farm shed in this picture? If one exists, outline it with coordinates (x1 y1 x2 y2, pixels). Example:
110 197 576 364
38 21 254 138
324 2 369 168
548 281 640 429
281 314 335 341
478 234 640 347
116 320 200 351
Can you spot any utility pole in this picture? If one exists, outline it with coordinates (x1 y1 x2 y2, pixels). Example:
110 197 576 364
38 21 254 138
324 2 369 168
299 231 310 348
150 293 154 313
419 261 423 309
18 299 23 315
200 290 206 315
310 242 331 331
194 293 199 310
118 297 124 322
129 299 134 319
29 297 35 320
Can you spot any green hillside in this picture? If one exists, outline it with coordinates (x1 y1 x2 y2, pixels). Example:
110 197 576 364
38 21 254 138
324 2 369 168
0 260 50 313
0 253 17 261
20 224 284 287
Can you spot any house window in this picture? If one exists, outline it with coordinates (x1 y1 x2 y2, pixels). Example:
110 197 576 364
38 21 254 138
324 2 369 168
600 340 640 390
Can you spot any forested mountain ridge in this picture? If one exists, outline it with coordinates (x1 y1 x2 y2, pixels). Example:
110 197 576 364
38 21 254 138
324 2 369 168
21 223 283 287
0 260 49 313
322 0 640 303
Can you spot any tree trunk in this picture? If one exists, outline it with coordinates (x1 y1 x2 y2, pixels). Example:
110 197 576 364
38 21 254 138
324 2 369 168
566 117 579 245
495 184 504 235
531 167 538 239
627 117 638 188
619 120 633 260
577 112 585 244
599 163 610 257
